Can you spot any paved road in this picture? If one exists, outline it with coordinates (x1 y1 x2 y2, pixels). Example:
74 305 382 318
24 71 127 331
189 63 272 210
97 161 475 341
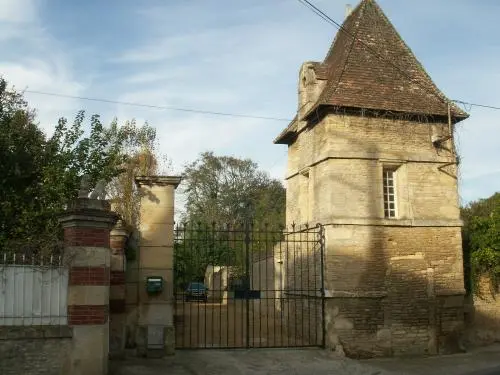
364 345 500 375
110 345 500 375
465 366 500 375
110 349 393 375
175 299 319 348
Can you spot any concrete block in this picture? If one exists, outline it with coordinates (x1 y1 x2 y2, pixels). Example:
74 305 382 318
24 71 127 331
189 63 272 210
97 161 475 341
139 246 174 268
334 317 354 330
138 303 174 326
64 247 110 267
68 285 109 305
140 228 174 248
70 325 109 375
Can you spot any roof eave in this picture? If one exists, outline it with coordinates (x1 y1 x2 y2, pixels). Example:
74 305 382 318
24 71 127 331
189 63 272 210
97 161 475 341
303 103 471 124
273 117 298 144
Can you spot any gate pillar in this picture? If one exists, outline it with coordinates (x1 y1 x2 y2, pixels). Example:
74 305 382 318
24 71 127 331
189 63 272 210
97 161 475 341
59 196 118 375
109 219 129 359
135 176 181 357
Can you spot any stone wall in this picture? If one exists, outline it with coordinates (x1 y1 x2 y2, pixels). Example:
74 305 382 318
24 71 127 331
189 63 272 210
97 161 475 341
284 113 465 357
286 114 459 225
321 225 465 357
0 326 73 375
465 276 500 346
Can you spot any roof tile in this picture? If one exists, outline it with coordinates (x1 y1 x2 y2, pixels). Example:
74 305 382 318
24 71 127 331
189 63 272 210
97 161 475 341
306 0 468 120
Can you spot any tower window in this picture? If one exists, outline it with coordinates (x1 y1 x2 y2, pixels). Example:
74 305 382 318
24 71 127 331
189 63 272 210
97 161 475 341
383 168 397 218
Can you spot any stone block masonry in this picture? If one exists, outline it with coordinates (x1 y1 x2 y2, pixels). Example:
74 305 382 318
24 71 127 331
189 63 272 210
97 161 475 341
70 266 110 285
64 227 111 247
59 197 118 375
111 271 126 285
109 220 129 358
0 326 73 375
282 111 466 358
68 305 109 325
135 176 181 357
464 275 500 347
321 225 465 357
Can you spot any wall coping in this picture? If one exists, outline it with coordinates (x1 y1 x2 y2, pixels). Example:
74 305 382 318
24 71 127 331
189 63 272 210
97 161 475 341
135 176 182 188
325 290 388 298
317 218 463 227
322 290 465 298
0 325 73 340
59 213 119 229
287 153 457 179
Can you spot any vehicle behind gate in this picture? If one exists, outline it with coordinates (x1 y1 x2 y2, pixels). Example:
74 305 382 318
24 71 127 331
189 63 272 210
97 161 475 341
185 282 209 302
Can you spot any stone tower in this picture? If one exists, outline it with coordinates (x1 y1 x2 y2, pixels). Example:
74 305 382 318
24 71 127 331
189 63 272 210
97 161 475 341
275 0 468 357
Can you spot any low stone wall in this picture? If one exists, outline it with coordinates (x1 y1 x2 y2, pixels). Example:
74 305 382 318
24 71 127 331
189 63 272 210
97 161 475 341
0 326 73 375
465 276 500 346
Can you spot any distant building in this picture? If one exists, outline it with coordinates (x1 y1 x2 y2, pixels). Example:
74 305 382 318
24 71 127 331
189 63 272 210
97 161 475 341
275 0 468 357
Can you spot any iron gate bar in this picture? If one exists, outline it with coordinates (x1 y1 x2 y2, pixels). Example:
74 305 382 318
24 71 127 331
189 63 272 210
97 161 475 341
319 224 326 349
173 221 325 349
245 221 250 347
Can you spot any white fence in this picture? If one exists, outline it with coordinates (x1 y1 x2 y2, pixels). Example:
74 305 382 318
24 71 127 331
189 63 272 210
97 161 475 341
0 253 68 326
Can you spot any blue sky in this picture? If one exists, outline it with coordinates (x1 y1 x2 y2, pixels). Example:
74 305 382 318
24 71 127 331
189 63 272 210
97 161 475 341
1 0 499 206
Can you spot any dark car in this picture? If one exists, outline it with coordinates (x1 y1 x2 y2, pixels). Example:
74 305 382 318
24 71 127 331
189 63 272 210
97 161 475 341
185 282 208 302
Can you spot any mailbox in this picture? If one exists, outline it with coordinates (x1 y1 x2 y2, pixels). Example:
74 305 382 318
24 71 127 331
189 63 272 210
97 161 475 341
146 276 164 295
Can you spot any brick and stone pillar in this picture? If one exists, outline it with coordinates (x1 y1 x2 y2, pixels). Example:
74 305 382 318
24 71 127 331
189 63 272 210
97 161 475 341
109 219 129 358
59 198 118 375
135 176 181 357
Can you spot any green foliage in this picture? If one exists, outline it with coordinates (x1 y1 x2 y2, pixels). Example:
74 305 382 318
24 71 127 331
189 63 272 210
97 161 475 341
0 80 48 250
105 119 167 261
174 241 237 290
182 151 285 226
462 192 500 294
175 153 286 290
0 78 156 254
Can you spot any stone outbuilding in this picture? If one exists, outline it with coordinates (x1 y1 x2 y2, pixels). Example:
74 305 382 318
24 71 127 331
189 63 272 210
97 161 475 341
275 0 469 357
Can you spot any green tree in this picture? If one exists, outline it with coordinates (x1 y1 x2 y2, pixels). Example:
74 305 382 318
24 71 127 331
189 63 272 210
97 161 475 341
182 151 285 226
106 120 172 260
0 78 161 254
461 192 500 293
0 79 47 249
175 152 286 290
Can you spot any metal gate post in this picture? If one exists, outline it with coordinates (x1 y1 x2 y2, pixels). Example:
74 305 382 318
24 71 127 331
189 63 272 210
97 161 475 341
318 224 326 348
244 220 251 348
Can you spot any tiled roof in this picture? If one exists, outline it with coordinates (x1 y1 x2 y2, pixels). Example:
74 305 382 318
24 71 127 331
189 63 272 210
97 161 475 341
305 0 468 120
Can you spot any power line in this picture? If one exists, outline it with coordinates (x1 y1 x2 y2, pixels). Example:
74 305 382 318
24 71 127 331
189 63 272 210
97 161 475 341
296 0 500 114
452 100 500 112
23 89 292 122
21 12 500 118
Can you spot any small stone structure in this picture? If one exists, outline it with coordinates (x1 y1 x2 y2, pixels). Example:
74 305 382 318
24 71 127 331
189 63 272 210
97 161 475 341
274 0 469 357
204 265 229 303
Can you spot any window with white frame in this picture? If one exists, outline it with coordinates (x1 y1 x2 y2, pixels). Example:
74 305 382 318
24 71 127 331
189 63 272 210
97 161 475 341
383 168 397 218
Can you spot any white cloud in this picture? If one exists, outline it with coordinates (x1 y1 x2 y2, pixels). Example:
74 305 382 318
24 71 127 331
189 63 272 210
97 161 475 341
0 0 85 135
2 62 84 133
123 67 191 85
0 0 37 23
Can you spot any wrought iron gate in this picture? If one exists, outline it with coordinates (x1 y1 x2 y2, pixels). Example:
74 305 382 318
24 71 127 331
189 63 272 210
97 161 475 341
173 222 325 349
